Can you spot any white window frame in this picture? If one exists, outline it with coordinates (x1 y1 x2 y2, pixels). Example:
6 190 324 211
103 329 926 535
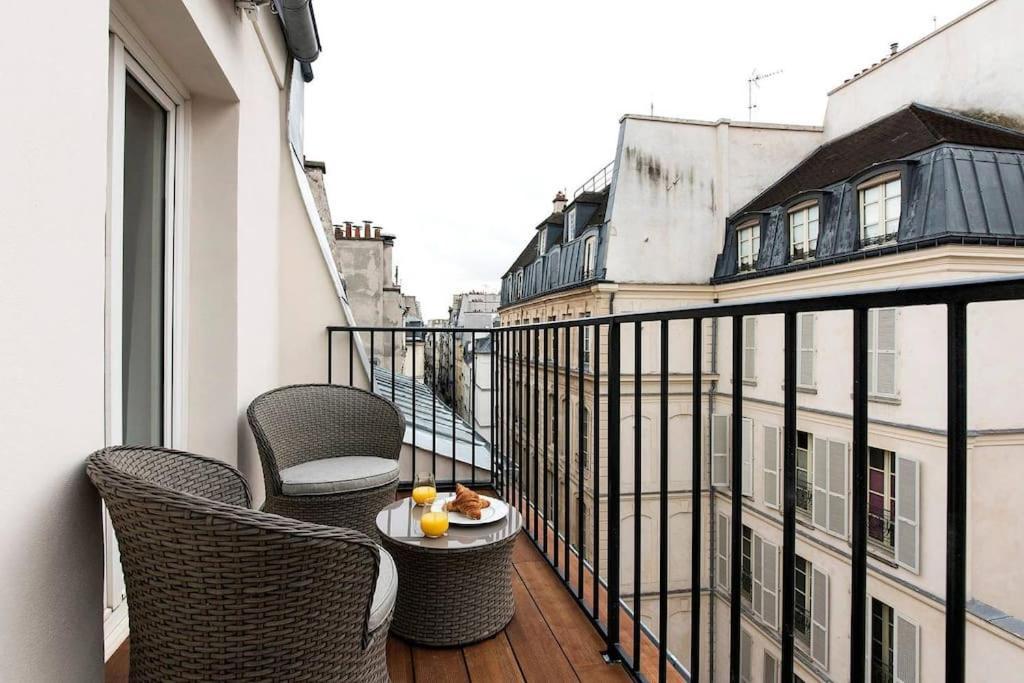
716 512 730 590
565 207 578 241
711 414 731 487
538 229 546 255
737 221 760 272
788 202 819 261
859 173 901 246
582 313 592 371
105 24 189 658
582 235 597 278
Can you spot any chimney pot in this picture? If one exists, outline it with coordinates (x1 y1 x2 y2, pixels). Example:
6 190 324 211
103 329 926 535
363 220 373 239
334 226 343 240
374 226 382 238
890 42 898 55
344 221 353 238
552 190 567 214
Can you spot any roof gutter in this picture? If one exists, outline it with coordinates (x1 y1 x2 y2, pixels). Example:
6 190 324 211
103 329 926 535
273 0 321 81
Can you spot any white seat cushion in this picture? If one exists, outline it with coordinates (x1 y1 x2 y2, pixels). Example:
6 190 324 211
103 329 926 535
368 546 398 632
279 456 399 496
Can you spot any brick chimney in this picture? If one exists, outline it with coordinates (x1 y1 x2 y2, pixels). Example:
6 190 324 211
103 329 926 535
344 221 353 238
374 226 383 239
552 190 567 214
363 220 373 238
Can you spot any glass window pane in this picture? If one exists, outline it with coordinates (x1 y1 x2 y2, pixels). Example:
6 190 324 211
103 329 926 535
864 186 880 203
863 203 879 226
809 205 818 221
886 179 901 198
885 196 901 219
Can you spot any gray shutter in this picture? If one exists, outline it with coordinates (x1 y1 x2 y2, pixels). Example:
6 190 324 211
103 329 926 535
894 613 919 683
761 539 778 629
711 414 731 487
744 317 757 381
810 567 829 668
763 426 780 508
798 313 815 387
895 456 920 573
717 512 730 590
827 440 848 537
812 436 829 530
763 652 778 683
874 308 898 396
752 534 763 617
742 417 754 497
740 629 753 683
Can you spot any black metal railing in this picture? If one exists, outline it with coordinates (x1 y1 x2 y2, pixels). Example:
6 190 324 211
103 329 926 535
327 273 1024 683
868 507 896 549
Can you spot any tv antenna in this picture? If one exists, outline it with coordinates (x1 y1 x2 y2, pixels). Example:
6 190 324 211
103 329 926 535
747 68 783 121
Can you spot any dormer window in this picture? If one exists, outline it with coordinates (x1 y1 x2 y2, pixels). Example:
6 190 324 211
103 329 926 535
860 174 901 247
565 208 578 241
538 229 546 255
516 271 524 298
789 203 819 261
582 236 597 278
736 221 760 272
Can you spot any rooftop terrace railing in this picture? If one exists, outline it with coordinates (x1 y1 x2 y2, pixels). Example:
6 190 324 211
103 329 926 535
328 273 1024 683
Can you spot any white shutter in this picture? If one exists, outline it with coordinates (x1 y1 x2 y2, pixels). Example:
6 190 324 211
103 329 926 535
711 414 731 487
810 567 829 668
827 440 848 538
763 652 778 683
740 629 753 683
798 313 816 388
761 539 778 629
812 436 829 530
895 456 920 573
894 613 919 683
752 534 763 617
870 308 898 397
717 512 730 590
763 426 780 508
743 317 757 381
742 417 754 497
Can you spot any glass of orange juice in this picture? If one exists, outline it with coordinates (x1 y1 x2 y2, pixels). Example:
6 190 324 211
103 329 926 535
411 472 437 507
420 508 449 538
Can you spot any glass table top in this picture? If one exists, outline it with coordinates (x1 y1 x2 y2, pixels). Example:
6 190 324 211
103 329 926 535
375 494 522 550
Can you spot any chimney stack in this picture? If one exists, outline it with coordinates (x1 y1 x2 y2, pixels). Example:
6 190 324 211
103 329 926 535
374 226 382 239
890 42 898 56
363 220 373 239
344 221 353 238
552 190 567 214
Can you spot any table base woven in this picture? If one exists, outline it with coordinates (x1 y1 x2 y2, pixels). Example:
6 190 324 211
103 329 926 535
380 529 520 647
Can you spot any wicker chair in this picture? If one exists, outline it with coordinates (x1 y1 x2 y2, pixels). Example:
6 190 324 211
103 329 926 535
87 446 395 683
247 384 405 539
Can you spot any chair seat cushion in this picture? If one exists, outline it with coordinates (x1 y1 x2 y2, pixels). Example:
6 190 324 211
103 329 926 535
279 456 400 496
369 546 398 632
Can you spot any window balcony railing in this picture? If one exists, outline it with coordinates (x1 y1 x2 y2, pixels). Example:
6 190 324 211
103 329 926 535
868 507 896 549
327 273 1024 683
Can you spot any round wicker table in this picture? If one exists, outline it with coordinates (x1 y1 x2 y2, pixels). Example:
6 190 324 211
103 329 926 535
375 495 522 647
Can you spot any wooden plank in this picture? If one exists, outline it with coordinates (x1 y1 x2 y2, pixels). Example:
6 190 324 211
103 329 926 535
512 532 545 565
386 637 414 683
105 639 130 683
504 572 579 682
412 645 470 682
463 632 525 683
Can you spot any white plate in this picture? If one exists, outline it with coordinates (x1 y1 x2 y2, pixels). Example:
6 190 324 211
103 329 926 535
433 494 509 525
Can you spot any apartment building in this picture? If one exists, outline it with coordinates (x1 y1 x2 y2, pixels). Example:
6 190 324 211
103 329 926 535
497 2 1024 679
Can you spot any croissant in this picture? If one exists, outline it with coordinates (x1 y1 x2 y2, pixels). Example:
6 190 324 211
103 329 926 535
444 483 491 519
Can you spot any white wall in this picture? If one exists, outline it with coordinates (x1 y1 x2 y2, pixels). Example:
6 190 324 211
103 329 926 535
823 0 1024 139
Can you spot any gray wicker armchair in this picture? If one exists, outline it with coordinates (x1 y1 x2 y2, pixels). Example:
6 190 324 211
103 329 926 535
87 446 395 682
247 384 406 539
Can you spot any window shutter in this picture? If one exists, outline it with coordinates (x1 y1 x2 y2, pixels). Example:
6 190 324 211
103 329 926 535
761 539 778 629
752 534 763 617
717 513 730 590
895 456 920 573
740 629 753 683
742 417 754 497
810 566 829 668
871 308 898 396
894 614 919 683
763 425 780 508
743 317 757 380
827 440 848 537
763 652 778 683
812 436 829 530
798 313 816 387
711 414 731 487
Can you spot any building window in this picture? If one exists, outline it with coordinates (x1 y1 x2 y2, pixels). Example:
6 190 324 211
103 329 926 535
797 313 815 389
868 448 896 551
580 406 590 471
870 598 919 683
742 317 757 382
796 431 813 517
795 555 811 647
566 208 578 241
741 525 753 603
860 176 901 246
868 308 898 398
538 229 546 255
516 271 524 298
789 203 819 261
582 313 592 370
548 393 555 446
583 235 597 278
737 221 760 272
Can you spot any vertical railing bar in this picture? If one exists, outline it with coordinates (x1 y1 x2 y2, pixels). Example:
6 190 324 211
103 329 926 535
946 301 968 683
633 320 642 671
503 329 510 498
564 324 572 584
606 320 622 657
412 329 418 479
327 329 334 384
520 328 526 522
452 330 457 487
472 331 477 486
348 330 354 387
533 327 540 542
691 318 703 682
781 312 798 682
489 331 495 488
592 322 602 621
432 331 437 479
851 308 869 682
578 321 586 598
391 330 396 403
512 329 518 505
659 320 669 682
553 326 561 569
370 331 375 393
543 325 550 556
729 315 743 682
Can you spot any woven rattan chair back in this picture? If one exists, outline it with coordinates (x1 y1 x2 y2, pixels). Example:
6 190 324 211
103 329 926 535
87 446 388 682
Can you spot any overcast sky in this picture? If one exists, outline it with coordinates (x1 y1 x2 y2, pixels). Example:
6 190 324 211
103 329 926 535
305 0 978 320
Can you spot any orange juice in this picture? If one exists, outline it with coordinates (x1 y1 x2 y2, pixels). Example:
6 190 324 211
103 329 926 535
411 485 437 506
420 511 449 538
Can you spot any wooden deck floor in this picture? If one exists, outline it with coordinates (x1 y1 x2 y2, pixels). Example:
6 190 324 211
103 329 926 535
105 534 632 683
